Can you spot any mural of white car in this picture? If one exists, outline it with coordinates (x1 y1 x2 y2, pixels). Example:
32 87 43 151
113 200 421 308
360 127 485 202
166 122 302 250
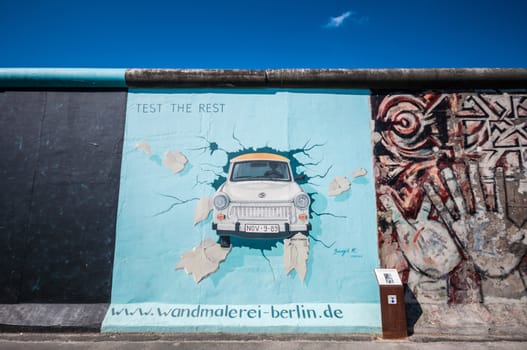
212 153 311 247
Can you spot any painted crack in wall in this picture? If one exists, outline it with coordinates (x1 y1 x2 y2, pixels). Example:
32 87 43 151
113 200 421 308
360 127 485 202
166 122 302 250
372 92 527 304
131 132 353 284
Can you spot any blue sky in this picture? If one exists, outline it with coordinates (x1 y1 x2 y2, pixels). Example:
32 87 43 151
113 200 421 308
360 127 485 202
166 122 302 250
1 0 526 68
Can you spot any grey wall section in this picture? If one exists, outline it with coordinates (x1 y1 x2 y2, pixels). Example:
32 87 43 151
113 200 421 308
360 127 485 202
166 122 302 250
125 68 527 89
0 90 126 303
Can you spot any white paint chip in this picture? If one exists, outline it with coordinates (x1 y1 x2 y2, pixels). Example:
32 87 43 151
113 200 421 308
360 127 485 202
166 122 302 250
283 233 309 282
163 150 188 174
352 168 368 178
135 141 152 155
176 238 231 283
328 176 351 196
194 197 212 225
518 179 527 194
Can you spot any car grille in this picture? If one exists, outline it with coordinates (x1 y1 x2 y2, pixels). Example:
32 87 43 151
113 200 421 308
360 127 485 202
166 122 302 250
230 205 292 219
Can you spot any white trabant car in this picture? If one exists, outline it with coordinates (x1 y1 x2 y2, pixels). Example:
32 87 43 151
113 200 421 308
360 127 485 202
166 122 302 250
212 153 311 247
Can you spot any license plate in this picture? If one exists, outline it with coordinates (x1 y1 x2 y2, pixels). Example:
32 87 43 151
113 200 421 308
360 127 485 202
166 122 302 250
245 224 279 233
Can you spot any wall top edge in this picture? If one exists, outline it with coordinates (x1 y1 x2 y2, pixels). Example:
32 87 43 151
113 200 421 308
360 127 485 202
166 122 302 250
0 68 128 88
1 68 526 89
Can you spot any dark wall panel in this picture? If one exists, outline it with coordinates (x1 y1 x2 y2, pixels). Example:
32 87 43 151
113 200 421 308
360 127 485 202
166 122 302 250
0 90 126 303
0 91 46 303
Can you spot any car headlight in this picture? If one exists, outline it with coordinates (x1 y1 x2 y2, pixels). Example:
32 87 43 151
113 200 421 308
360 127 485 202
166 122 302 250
213 193 230 210
294 193 310 209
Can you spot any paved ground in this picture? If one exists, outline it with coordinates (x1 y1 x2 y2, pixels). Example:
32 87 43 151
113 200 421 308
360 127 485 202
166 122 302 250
0 333 526 350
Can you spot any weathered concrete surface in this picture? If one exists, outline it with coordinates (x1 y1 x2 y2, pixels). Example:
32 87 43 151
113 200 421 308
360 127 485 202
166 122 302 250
0 304 108 331
409 302 527 336
125 69 267 88
125 68 527 89
0 333 526 350
1 68 526 89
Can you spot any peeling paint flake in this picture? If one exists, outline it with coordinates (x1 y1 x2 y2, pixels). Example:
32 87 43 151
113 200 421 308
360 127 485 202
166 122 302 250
283 233 309 282
518 179 527 194
163 150 188 174
352 168 367 178
193 197 212 225
328 176 351 196
135 141 152 155
176 238 230 283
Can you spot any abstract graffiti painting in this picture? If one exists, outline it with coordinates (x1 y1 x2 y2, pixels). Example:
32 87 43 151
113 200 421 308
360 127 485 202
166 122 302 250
372 92 527 304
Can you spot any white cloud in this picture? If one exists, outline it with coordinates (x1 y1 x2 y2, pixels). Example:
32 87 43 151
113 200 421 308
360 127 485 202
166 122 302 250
324 10 369 28
325 10 352 28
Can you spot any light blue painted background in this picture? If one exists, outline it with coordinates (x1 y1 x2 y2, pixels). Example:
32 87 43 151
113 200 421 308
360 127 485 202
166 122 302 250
110 89 379 311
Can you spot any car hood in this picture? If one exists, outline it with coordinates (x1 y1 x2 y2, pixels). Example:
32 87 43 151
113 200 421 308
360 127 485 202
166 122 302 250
221 181 302 202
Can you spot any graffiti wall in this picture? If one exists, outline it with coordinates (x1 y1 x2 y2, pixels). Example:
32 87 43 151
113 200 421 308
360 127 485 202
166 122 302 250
102 89 381 333
3 85 523 334
372 92 527 304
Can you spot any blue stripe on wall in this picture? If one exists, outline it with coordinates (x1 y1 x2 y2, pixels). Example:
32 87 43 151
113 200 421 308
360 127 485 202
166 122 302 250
0 68 127 88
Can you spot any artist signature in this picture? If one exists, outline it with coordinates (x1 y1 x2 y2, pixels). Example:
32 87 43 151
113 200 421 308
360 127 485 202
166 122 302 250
333 248 363 258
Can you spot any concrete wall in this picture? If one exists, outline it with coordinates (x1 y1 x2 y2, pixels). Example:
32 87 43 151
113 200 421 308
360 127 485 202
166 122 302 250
0 69 526 333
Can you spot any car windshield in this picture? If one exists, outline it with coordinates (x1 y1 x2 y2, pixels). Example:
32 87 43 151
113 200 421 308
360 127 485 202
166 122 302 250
231 160 291 182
